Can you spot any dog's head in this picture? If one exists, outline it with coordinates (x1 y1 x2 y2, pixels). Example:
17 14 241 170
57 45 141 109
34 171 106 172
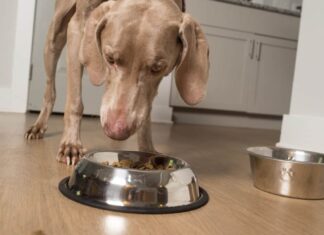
80 0 209 140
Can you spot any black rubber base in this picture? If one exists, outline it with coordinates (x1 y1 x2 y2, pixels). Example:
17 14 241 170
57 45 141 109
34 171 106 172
59 177 209 214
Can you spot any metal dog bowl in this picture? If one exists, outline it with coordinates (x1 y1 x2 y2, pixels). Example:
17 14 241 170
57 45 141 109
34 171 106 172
248 147 324 199
59 151 208 213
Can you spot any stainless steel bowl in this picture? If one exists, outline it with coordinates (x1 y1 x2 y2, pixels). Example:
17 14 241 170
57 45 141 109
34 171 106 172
59 151 208 213
248 147 324 199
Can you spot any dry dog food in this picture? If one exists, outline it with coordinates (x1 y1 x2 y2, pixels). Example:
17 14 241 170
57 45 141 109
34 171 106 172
101 159 175 170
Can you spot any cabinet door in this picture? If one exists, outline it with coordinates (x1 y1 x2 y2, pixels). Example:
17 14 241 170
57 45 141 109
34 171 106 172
170 26 253 112
247 36 297 115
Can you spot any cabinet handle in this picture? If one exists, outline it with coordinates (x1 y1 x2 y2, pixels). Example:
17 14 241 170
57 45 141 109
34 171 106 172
255 42 262 61
249 40 255 59
29 64 33 81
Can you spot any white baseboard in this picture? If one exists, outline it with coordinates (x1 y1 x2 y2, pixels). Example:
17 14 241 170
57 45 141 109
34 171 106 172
0 88 13 112
173 108 282 130
277 114 324 154
151 104 173 124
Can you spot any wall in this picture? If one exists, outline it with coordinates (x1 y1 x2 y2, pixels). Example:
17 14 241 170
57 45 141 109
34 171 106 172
278 0 324 153
0 0 18 88
289 0 324 116
0 0 36 113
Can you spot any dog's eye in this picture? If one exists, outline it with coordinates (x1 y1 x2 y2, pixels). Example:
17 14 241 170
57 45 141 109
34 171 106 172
177 36 182 44
151 62 165 74
151 65 161 73
106 55 115 65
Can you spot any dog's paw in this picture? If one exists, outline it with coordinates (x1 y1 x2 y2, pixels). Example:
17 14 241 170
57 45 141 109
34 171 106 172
57 141 87 166
25 124 47 140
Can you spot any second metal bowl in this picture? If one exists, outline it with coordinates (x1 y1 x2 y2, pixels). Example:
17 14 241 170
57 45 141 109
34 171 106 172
248 146 324 199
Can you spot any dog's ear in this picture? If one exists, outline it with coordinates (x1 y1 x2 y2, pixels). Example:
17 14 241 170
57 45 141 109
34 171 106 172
172 0 185 12
80 2 114 86
175 14 209 105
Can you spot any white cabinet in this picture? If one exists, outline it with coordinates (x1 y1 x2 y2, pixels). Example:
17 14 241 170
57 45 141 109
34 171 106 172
247 36 297 115
171 0 299 117
171 26 253 112
170 26 297 116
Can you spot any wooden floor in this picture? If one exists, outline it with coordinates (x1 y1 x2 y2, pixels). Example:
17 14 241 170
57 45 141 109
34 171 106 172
1 113 324 235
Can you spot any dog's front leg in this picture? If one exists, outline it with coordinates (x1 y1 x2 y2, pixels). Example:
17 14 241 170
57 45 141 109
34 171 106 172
57 16 85 165
137 116 157 153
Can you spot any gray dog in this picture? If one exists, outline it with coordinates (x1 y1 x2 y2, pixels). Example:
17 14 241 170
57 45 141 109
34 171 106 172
25 0 209 165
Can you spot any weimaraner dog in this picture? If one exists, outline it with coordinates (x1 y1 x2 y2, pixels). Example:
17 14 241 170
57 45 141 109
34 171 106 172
25 0 209 165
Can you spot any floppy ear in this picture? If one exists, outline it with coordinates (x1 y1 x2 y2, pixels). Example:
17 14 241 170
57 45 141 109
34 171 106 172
79 2 114 86
172 0 186 12
175 14 209 105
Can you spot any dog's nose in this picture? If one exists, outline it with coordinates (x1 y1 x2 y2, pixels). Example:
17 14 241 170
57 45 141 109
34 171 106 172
104 119 131 141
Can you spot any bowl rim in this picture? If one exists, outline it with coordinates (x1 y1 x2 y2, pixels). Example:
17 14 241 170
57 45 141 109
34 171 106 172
247 146 324 166
81 150 191 173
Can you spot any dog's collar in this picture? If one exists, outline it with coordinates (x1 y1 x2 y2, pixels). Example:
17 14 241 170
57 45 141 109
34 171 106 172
182 0 186 12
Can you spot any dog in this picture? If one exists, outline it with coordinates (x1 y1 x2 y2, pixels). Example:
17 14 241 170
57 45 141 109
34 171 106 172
25 0 209 165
